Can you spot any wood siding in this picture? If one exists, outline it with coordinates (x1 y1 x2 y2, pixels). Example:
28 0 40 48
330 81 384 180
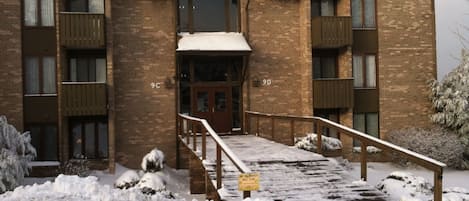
354 89 379 113
60 13 105 48
24 96 58 123
311 16 353 49
313 79 354 109
352 30 378 53
61 83 107 116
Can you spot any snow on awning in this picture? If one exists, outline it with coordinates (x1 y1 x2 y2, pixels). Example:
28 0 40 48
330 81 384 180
177 32 252 55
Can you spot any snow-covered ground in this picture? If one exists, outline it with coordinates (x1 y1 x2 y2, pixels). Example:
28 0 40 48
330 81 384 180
348 162 469 189
12 163 205 201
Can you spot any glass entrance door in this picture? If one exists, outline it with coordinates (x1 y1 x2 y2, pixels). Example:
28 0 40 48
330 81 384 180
192 86 232 133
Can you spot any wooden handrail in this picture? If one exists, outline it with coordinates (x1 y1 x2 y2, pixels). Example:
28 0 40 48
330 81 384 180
245 111 446 201
177 113 252 198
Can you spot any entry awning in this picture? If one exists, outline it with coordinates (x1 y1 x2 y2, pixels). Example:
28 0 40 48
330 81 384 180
176 32 252 55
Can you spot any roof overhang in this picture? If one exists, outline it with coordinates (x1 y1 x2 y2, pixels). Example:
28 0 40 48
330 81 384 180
176 32 252 56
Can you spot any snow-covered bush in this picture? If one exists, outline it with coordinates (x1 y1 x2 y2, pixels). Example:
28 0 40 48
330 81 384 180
0 116 36 193
114 170 142 189
57 157 90 177
141 148 165 172
430 48 469 167
295 133 342 152
377 172 469 201
352 146 382 154
376 171 433 201
387 127 464 169
136 172 167 195
0 174 179 201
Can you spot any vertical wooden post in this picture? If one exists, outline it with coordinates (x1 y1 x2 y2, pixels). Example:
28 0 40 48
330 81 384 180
360 143 367 181
290 120 295 146
176 116 180 169
434 169 443 201
271 116 275 141
192 123 197 151
256 116 260 136
186 120 190 145
188 0 194 33
317 122 323 154
216 144 222 189
243 191 251 199
246 113 251 135
202 126 206 160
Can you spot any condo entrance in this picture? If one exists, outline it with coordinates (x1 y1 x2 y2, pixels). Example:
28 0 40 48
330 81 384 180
178 56 244 133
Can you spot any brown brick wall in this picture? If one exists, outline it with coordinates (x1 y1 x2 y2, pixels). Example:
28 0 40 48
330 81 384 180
0 0 23 130
377 0 436 138
112 0 177 169
246 0 311 116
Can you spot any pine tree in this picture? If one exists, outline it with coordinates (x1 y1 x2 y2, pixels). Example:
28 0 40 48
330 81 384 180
0 116 36 193
430 49 469 168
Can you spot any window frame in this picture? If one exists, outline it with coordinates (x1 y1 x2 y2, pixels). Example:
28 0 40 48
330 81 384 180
313 55 338 79
311 0 337 17
23 0 55 28
352 53 377 89
351 0 376 29
23 56 57 96
353 112 379 146
178 0 240 33
69 117 108 159
25 123 58 161
66 51 107 83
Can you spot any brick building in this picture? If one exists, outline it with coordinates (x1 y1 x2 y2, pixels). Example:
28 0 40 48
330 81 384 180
0 0 436 171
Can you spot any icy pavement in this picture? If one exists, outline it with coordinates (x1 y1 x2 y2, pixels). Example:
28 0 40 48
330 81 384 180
193 135 388 201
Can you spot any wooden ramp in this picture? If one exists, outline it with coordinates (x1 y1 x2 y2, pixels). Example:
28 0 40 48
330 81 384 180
198 135 388 201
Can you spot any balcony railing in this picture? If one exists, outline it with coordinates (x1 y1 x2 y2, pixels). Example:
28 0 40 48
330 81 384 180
60 12 105 48
61 82 107 116
311 16 353 48
313 78 353 109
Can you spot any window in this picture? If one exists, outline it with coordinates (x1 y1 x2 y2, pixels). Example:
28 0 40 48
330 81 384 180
178 0 239 32
351 0 375 28
315 109 339 139
27 124 58 161
311 0 336 17
69 57 106 82
24 57 56 95
313 56 337 79
353 113 379 145
68 0 104 13
70 117 108 159
24 0 54 27
353 54 376 88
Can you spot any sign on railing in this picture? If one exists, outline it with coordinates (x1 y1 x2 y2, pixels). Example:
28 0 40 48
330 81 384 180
177 114 254 199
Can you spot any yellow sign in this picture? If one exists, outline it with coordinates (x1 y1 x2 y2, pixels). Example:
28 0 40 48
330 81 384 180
238 173 260 191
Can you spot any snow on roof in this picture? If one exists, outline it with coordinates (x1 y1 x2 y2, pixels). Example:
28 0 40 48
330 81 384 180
177 32 252 52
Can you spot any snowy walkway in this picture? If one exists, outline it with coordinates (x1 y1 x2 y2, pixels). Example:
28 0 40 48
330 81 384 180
196 135 388 201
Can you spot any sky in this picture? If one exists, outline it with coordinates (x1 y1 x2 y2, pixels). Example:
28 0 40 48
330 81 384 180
435 0 469 80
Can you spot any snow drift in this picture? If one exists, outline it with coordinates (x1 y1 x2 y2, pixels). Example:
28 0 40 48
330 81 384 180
295 133 342 152
0 174 177 201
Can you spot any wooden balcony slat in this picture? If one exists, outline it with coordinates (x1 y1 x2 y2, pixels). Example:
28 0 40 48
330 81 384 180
60 13 105 48
313 79 354 109
61 83 107 116
312 16 353 49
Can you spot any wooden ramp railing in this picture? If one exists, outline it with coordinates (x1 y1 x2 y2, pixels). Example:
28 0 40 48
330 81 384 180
177 113 252 198
245 111 446 201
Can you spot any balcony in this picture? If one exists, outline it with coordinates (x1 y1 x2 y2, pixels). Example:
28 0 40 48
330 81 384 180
61 82 107 116
60 12 105 48
311 16 353 49
313 78 354 109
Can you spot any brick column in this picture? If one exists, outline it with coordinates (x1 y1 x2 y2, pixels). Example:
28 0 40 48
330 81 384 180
0 0 23 130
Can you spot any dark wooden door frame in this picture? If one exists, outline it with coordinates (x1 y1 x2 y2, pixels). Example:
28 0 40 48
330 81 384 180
191 86 232 133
